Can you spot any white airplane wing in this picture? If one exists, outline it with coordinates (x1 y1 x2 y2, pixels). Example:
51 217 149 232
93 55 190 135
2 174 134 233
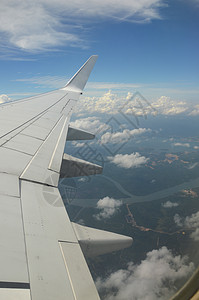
0 56 132 300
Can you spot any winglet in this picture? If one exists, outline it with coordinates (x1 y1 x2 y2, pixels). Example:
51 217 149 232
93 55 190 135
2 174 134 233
64 55 98 92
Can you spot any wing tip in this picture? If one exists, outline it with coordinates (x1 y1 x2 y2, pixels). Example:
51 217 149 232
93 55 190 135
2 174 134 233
64 55 98 92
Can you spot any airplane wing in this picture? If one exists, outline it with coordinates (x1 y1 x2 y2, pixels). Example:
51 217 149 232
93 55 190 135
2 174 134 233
0 56 133 300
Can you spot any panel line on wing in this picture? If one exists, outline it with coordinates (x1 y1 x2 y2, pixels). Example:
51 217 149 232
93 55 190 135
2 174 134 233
19 115 64 178
48 117 68 170
20 114 70 186
2 146 33 157
0 89 62 108
0 93 69 140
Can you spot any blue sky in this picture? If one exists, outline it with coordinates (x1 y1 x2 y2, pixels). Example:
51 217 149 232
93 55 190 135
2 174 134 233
0 0 199 102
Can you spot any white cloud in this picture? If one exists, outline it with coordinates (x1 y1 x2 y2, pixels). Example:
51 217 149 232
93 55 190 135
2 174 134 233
184 211 199 229
100 128 151 144
94 197 122 220
194 146 199 150
72 142 86 148
185 211 199 242
78 90 125 114
151 96 188 115
174 214 183 227
96 246 194 300
190 228 199 242
174 211 199 242
122 95 188 116
70 116 105 133
162 201 179 208
78 177 87 182
0 94 11 104
108 153 149 169
0 0 164 52
189 104 199 116
75 92 191 117
173 143 190 148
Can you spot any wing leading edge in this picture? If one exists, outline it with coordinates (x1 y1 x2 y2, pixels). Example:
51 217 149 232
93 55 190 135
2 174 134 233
0 56 133 299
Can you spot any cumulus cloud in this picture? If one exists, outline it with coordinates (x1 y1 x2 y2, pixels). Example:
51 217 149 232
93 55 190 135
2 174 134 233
149 96 188 115
77 91 158 116
184 211 199 241
174 214 183 227
100 128 151 144
194 146 199 150
174 211 199 241
122 95 188 116
72 142 86 148
190 228 199 241
173 143 190 148
151 96 188 115
184 211 199 227
108 153 149 169
96 246 194 300
78 91 124 114
94 197 122 220
162 201 179 208
0 94 11 104
189 104 199 116
70 116 106 133
75 91 191 117
0 0 164 52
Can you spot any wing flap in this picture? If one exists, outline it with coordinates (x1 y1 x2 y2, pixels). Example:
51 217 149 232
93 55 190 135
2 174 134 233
20 180 99 300
60 242 100 300
0 195 29 283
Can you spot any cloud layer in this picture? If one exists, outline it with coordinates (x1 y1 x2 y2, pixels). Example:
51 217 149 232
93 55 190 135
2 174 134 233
94 196 122 220
108 152 149 168
74 91 193 116
96 246 194 300
0 0 164 52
